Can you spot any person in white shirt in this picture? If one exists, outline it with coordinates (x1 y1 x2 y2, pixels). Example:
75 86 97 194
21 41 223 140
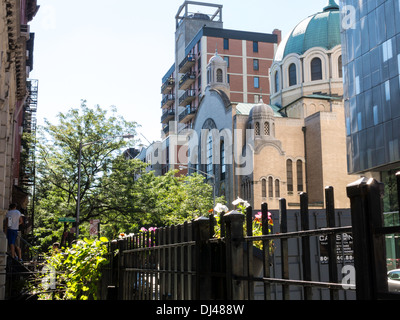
5 203 23 260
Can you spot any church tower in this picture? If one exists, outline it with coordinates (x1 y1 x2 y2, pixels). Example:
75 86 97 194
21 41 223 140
206 50 230 96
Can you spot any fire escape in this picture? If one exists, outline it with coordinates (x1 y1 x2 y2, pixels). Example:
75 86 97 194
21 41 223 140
19 79 38 231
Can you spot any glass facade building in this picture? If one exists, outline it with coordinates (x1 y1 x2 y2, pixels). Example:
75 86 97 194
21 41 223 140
340 0 400 175
340 0 400 266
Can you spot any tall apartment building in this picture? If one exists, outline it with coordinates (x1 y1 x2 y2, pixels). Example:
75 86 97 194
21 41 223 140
159 1 280 174
0 0 39 300
340 0 400 213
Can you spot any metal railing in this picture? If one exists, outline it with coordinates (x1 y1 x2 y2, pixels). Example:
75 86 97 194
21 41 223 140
102 186 359 300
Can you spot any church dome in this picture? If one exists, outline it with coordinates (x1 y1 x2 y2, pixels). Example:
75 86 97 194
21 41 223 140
249 100 275 119
274 0 340 61
208 50 225 64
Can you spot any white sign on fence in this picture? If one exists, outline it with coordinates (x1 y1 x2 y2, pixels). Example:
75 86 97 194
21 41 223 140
90 219 100 236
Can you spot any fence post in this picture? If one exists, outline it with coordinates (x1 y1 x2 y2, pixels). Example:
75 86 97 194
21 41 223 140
246 206 254 300
261 202 271 300
193 216 211 300
300 192 313 300
346 177 388 300
117 238 127 300
397 172 400 224
279 198 289 300
325 186 339 300
224 210 245 300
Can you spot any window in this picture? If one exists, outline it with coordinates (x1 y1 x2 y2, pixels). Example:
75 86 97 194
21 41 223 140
223 38 229 50
268 177 273 198
311 57 322 81
297 160 304 192
338 55 343 78
217 69 223 82
287 159 293 192
220 141 226 180
262 179 266 198
264 122 270 136
289 63 297 86
253 59 259 71
223 56 229 68
275 71 280 93
253 41 258 53
207 133 213 176
275 180 280 198
254 76 260 88
255 122 260 135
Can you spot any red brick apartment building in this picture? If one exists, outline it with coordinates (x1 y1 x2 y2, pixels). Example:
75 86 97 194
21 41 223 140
159 1 280 174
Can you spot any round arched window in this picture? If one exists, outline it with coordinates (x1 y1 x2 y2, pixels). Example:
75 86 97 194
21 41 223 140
216 69 223 82
288 63 297 87
311 58 322 81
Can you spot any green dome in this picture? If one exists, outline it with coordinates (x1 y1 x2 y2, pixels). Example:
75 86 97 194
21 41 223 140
274 0 340 61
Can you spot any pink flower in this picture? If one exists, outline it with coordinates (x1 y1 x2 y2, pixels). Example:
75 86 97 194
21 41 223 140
140 227 147 232
254 212 273 224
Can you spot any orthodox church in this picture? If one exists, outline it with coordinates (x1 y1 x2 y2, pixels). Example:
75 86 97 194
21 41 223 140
186 0 357 210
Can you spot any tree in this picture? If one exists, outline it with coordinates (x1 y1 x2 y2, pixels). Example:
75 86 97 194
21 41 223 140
99 158 225 237
34 100 138 250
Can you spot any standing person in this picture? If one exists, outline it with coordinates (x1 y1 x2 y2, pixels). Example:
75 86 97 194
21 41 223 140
4 204 23 260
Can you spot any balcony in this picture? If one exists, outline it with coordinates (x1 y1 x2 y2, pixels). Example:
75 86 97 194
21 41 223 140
178 54 196 73
161 109 175 124
179 71 196 90
179 89 196 106
162 124 170 136
161 77 175 94
161 94 175 109
179 107 197 123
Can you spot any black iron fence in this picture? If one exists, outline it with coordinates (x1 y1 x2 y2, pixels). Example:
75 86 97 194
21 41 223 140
101 185 364 300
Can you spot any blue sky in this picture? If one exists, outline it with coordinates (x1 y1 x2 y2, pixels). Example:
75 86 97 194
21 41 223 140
29 0 333 145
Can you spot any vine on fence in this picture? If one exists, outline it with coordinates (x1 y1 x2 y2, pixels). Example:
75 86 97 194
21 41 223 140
214 198 274 253
26 237 110 300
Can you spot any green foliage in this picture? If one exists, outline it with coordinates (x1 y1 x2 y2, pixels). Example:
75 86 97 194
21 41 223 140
33 100 138 249
33 100 222 250
27 237 110 300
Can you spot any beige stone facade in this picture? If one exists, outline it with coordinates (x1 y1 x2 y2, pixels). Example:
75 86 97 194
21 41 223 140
181 2 358 212
243 97 355 211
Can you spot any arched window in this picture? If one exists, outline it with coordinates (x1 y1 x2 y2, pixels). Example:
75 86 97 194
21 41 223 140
262 179 266 198
207 133 213 176
216 69 223 82
311 57 322 81
220 141 226 180
338 55 343 78
247 181 251 200
275 180 280 198
274 71 280 93
264 122 270 136
297 160 304 192
268 177 273 198
286 159 293 192
288 63 297 86
255 122 260 136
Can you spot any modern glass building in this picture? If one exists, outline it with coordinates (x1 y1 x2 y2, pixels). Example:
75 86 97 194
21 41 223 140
340 0 400 214
340 0 400 271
